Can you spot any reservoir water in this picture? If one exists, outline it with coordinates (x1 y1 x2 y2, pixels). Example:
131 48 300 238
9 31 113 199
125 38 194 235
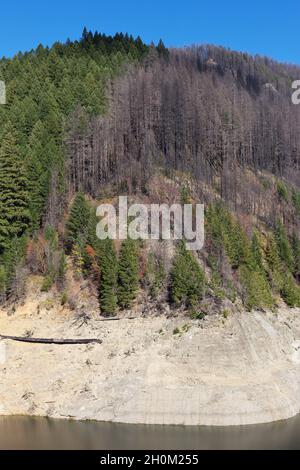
0 415 300 449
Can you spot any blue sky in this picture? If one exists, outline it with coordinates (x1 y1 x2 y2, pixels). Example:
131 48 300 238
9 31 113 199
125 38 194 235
1 0 299 64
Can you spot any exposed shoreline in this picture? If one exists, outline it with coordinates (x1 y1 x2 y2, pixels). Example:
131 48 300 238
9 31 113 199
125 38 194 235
1 289 300 427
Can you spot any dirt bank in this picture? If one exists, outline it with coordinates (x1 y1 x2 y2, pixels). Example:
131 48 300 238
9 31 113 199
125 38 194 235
1 279 300 426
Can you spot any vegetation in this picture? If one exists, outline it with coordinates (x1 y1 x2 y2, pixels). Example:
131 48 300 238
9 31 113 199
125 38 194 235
0 30 299 314
118 239 139 309
145 252 166 298
0 29 160 297
98 239 118 316
171 241 205 308
65 192 90 252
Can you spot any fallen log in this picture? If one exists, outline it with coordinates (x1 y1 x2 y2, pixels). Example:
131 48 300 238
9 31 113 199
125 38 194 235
96 316 138 322
0 334 102 345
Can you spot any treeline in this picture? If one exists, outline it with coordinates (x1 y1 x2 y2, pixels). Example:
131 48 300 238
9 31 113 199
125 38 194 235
0 30 166 299
205 204 300 310
31 191 300 316
32 191 206 316
1 32 300 311
65 192 140 315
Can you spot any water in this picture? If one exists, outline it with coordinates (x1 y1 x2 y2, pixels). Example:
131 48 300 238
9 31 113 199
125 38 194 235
1 415 300 449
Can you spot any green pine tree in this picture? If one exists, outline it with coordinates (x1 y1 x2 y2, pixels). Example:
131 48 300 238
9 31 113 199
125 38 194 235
171 241 205 308
145 251 166 298
280 274 300 307
275 221 293 272
239 265 274 311
65 191 90 252
291 232 300 280
265 232 285 294
98 239 118 316
27 120 49 229
250 230 264 270
117 239 139 309
0 123 30 253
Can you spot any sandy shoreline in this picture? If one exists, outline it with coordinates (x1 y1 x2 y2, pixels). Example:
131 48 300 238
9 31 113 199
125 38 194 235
1 286 300 426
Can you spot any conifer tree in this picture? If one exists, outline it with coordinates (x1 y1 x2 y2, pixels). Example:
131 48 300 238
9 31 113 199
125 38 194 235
265 232 284 292
275 221 293 272
239 265 274 310
280 274 300 307
0 265 6 301
27 120 49 229
145 252 166 298
65 191 90 252
98 238 118 316
291 232 300 280
250 230 264 271
171 241 205 308
117 239 139 309
265 233 282 272
0 123 30 253
86 206 101 250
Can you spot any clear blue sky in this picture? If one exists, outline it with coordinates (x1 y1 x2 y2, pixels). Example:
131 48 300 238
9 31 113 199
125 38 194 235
1 0 299 64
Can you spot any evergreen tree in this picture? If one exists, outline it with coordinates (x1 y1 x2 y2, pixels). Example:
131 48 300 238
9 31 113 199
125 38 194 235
156 39 169 59
145 251 166 298
1 234 28 297
250 230 264 271
27 120 49 229
56 250 66 290
265 233 282 273
223 218 250 269
291 232 300 280
239 265 274 311
280 274 300 307
86 206 101 250
0 265 6 300
265 232 284 292
170 241 205 308
117 239 139 309
275 221 293 272
0 123 30 252
98 239 118 316
65 191 90 252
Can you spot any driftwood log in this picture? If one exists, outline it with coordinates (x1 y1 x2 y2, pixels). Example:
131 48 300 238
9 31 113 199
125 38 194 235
0 334 102 345
96 316 137 322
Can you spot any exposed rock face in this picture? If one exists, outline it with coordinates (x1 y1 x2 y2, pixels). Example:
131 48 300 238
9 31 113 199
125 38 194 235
0 296 300 426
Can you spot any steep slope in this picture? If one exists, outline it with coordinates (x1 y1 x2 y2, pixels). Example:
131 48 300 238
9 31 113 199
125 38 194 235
1 33 300 427
1 279 300 425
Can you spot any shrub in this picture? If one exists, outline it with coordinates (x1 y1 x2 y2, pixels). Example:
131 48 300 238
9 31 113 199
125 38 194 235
61 290 68 305
41 273 55 292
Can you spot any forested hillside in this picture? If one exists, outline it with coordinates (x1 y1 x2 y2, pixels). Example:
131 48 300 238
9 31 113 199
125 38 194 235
0 30 165 300
0 30 300 316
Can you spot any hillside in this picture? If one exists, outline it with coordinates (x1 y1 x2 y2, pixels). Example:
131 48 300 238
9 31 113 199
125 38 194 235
1 29 300 427
0 31 300 317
